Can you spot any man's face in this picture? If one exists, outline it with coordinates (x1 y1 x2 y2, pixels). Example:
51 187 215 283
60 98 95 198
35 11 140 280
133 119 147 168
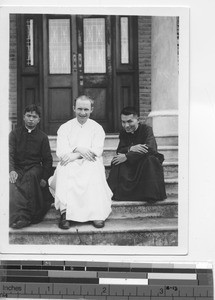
23 111 40 129
121 114 139 133
74 98 93 124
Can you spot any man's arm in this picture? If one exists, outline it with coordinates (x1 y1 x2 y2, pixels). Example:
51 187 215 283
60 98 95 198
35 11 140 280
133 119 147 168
144 125 157 152
41 135 53 183
74 125 105 162
126 125 161 163
56 125 82 165
116 131 130 154
56 125 75 159
9 131 16 172
116 126 154 164
90 125 105 158
9 131 18 183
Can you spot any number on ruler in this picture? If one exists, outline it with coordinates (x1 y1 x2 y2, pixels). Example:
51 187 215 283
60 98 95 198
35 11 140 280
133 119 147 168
166 286 178 291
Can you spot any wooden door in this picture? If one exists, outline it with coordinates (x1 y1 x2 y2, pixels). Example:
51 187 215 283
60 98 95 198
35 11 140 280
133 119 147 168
43 15 78 135
112 16 139 130
76 15 114 132
16 15 44 128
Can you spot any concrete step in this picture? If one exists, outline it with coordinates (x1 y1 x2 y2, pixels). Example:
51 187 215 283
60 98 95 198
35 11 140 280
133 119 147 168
51 152 178 179
44 197 178 221
9 217 178 246
51 152 178 181
155 135 178 146
165 178 178 196
162 162 178 179
51 146 178 166
49 134 120 150
49 134 178 148
49 135 178 164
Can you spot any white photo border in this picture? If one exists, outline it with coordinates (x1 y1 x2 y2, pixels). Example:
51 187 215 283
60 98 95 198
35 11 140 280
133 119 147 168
0 4 189 256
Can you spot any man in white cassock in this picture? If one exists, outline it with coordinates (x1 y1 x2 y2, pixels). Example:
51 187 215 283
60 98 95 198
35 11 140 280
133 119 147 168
49 95 112 229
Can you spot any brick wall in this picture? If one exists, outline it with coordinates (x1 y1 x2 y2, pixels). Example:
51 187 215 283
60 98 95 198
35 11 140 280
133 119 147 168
9 14 17 128
138 16 152 122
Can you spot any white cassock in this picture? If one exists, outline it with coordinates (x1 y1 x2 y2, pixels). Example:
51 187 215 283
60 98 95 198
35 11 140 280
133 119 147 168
49 118 112 222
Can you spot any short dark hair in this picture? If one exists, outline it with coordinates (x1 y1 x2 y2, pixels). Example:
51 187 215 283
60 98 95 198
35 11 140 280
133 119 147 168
24 104 41 117
120 106 138 117
74 95 94 108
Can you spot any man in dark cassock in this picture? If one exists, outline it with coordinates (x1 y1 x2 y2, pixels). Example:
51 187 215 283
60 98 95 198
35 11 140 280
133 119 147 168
107 106 167 202
9 104 53 229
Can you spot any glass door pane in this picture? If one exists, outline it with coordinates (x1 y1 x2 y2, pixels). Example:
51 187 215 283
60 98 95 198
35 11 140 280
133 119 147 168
120 17 129 64
25 19 34 66
83 18 106 73
48 19 71 74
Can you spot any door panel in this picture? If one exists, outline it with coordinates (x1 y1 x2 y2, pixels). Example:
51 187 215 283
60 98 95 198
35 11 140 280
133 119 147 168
84 87 107 119
48 88 72 120
43 15 77 135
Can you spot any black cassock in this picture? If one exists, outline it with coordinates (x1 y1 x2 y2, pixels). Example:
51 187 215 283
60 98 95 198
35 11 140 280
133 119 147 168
107 124 167 201
9 126 53 226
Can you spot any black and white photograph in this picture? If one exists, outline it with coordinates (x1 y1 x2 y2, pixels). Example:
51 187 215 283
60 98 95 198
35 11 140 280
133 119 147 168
0 4 189 255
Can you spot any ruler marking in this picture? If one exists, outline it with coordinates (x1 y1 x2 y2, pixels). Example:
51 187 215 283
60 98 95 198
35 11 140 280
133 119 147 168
0 262 213 299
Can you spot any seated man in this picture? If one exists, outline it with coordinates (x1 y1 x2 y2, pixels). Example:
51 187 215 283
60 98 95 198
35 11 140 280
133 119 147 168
9 104 53 229
107 106 167 202
49 95 112 230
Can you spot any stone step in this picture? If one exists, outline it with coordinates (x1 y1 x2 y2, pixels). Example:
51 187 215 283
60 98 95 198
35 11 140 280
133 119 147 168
9 217 178 246
49 134 120 150
155 135 178 146
49 134 178 148
44 197 178 221
162 162 178 179
51 146 178 165
51 151 178 178
164 178 178 196
49 135 178 164
51 152 178 178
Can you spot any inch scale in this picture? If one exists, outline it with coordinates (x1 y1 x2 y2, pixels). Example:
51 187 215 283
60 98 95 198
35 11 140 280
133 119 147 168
0 261 213 299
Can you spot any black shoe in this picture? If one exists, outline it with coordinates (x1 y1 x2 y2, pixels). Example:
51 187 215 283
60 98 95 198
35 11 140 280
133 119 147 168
59 212 70 230
11 217 31 229
93 220 105 228
146 198 157 204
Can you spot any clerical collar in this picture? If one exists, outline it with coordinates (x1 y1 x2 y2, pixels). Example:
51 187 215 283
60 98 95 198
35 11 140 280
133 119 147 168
25 125 36 133
129 124 139 134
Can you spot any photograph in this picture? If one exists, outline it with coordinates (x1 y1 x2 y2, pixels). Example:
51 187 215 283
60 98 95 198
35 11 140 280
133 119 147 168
0 5 189 255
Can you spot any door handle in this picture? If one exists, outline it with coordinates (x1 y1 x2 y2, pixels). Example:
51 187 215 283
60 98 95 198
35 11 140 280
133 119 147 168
78 53 82 69
73 53 77 71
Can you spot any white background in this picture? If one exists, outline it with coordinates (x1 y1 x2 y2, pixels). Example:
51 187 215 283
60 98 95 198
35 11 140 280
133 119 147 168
0 0 215 268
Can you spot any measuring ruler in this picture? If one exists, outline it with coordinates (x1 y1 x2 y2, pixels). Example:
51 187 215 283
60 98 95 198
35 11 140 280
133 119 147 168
0 261 213 299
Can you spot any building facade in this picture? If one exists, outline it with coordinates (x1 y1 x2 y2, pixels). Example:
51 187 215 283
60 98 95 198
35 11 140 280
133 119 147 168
9 14 178 147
